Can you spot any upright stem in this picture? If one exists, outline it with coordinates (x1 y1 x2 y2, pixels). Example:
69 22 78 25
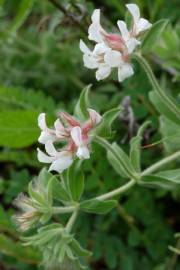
133 53 180 118
66 209 79 233
52 206 76 214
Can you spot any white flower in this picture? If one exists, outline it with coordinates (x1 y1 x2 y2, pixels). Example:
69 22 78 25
126 4 152 35
87 108 102 126
38 113 67 144
37 141 73 173
80 4 152 82
71 126 90 159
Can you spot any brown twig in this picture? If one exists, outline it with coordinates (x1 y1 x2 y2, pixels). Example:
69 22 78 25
47 0 87 33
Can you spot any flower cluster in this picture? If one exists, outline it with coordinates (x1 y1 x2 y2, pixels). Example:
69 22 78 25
80 4 152 82
37 109 102 173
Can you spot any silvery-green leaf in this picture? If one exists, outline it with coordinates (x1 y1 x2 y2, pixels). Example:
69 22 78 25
74 85 90 121
81 199 117 214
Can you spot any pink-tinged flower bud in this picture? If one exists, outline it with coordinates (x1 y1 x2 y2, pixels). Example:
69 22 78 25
103 33 126 51
60 112 81 127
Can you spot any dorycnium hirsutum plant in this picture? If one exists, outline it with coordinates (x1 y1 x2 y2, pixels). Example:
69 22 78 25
13 3 180 269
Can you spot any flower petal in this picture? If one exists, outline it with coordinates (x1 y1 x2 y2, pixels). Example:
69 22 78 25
79 39 91 54
38 131 55 144
45 141 57 157
38 113 47 130
54 119 67 138
88 108 102 126
126 4 140 24
76 146 90 160
71 126 83 147
88 9 103 43
93 43 109 55
136 18 152 33
83 54 99 69
118 63 134 82
104 50 123 67
96 65 111 81
49 153 73 173
37 148 53 163
117 20 130 41
126 37 140 53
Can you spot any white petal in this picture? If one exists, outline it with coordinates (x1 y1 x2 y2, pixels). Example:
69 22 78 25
83 54 98 69
49 154 73 173
38 113 47 130
104 50 123 67
54 119 66 138
93 43 110 55
126 4 140 24
45 141 57 156
76 146 90 160
87 108 102 126
118 63 134 82
117 20 130 41
71 126 83 147
88 9 103 43
37 148 53 163
79 39 91 54
38 131 55 144
96 65 111 81
126 37 140 53
136 18 152 34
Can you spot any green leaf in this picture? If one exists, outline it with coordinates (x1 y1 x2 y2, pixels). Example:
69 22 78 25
160 116 180 153
70 238 92 257
130 121 150 172
28 181 46 206
67 160 84 201
149 91 180 125
81 199 117 214
140 170 180 189
96 107 122 138
141 19 169 53
51 177 70 202
0 110 40 148
108 143 138 179
0 233 41 264
74 85 90 121
7 0 34 36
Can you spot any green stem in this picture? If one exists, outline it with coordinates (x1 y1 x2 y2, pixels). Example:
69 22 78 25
142 150 180 176
133 53 180 117
93 150 180 201
52 206 76 214
94 135 139 181
95 179 136 201
66 209 79 233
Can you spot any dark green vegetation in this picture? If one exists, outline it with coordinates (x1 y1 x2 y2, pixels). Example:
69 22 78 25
0 0 180 269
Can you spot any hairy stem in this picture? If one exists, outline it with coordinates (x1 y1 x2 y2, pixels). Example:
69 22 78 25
66 209 79 233
92 146 180 201
133 53 180 118
52 206 76 214
142 150 180 175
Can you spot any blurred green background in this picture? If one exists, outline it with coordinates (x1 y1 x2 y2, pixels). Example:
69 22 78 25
0 0 180 269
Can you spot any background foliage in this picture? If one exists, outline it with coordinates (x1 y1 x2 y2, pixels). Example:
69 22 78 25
0 0 180 269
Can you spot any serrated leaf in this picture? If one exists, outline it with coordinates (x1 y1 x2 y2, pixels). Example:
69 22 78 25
0 110 40 148
74 85 90 121
81 199 117 214
96 107 121 138
142 19 169 53
149 91 180 125
67 160 84 201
